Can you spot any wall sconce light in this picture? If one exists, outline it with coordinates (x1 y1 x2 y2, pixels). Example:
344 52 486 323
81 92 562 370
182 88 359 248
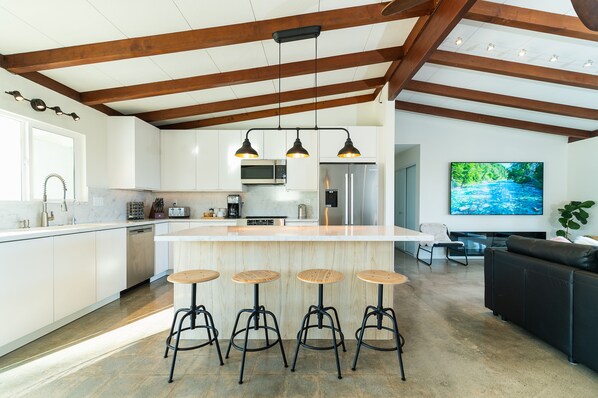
4 90 80 121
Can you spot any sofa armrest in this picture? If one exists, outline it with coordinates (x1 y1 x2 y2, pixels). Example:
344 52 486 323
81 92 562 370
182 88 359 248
573 270 598 372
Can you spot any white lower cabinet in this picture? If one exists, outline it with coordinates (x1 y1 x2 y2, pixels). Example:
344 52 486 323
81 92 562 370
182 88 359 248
96 228 126 302
0 238 53 347
155 222 170 276
54 232 96 321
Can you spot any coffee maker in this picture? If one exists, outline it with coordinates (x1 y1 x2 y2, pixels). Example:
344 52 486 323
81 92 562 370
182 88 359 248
227 195 241 218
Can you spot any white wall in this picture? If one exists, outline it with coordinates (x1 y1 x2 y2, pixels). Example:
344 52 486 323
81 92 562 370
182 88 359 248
395 111 569 236
567 136 598 238
0 68 108 188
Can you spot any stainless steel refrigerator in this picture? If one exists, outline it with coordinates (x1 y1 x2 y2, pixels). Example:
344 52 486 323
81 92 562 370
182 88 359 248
319 163 378 225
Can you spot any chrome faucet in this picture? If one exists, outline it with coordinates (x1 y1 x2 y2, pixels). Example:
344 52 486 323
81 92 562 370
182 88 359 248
41 173 68 227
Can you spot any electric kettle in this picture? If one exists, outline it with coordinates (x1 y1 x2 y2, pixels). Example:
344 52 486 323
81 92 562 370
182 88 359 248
298 204 307 219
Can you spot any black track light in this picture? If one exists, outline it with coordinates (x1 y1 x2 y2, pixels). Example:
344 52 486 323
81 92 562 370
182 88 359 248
4 90 80 121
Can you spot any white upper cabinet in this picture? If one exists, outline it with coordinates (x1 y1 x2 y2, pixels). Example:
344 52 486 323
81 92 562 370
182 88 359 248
160 130 241 191
218 130 242 191
196 131 219 190
286 129 318 191
263 130 287 159
107 117 161 190
319 126 377 163
161 130 197 191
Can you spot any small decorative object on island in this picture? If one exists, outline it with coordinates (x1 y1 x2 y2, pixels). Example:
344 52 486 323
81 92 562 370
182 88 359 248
556 200 595 241
149 198 165 219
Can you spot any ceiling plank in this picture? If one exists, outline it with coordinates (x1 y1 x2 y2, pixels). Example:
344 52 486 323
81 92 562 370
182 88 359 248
2 3 432 74
384 14 430 82
466 1 598 42
18 71 121 116
405 80 598 120
395 101 591 139
429 50 598 90
136 78 384 122
387 0 477 100
81 46 402 105
161 94 375 129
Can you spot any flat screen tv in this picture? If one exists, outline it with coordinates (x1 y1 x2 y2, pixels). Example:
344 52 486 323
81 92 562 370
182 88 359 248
450 162 544 215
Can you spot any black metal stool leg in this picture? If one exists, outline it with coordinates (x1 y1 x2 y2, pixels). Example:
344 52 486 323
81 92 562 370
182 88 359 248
302 305 317 344
238 311 258 384
260 305 270 345
205 310 224 366
351 307 377 371
388 311 406 381
265 309 288 367
322 310 342 379
198 304 213 345
164 307 189 358
168 311 192 383
226 308 252 359
327 306 347 352
291 308 317 371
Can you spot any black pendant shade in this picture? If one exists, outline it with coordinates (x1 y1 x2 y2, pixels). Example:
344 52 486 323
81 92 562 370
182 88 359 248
337 136 361 158
235 137 259 158
286 134 309 158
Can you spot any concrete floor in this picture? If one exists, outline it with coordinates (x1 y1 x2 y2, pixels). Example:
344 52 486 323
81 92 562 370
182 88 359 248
1 251 597 397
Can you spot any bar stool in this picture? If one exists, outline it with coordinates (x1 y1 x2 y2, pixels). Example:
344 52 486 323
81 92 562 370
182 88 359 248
291 269 346 379
164 270 224 383
226 270 287 384
351 270 407 381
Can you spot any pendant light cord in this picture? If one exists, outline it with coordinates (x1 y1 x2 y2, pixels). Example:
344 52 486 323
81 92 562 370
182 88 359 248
278 41 282 130
314 36 318 129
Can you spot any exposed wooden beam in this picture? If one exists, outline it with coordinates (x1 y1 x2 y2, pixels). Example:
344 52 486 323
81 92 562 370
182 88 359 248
466 1 598 42
387 0 477 100
81 46 402 105
136 78 383 123
161 94 375 129
404 80 598 120
2 3 432 74
18 71 121 116
395 101 591 139
429 50 598 90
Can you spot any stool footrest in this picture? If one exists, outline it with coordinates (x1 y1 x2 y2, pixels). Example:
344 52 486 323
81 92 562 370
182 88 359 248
296 324 345 351
165 326 219 352
229 326 283 353
353 325 404 351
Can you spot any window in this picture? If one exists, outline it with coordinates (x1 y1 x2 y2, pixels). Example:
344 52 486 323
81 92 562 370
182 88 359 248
0 111 85 202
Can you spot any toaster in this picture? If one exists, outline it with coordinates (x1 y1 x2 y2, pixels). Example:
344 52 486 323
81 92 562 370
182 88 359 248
168 207 191 218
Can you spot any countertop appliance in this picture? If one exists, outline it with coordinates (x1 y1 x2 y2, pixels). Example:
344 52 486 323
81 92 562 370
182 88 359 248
127 201 145 220
298 204 307 219
227 194 241 218
239 216 286 226
241 159 286 185
126 225 155 289
168 206 191 218
319 163 378 226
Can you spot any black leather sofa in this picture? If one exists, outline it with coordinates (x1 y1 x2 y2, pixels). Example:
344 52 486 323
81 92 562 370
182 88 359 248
484 235 598 372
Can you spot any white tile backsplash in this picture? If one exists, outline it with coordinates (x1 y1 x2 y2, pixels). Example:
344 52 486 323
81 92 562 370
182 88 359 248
0 185 317 230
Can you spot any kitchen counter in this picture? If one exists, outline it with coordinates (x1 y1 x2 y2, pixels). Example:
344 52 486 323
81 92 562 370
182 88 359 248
163 225 431 340
155 225 431 242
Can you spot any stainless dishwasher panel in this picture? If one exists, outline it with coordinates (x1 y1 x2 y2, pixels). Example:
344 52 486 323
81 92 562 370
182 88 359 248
126 225 155 288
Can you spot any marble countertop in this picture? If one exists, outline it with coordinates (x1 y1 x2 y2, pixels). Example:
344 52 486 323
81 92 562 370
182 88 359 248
154 225 433 242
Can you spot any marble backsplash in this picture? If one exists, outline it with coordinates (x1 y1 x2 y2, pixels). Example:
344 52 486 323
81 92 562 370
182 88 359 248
0 186 318 230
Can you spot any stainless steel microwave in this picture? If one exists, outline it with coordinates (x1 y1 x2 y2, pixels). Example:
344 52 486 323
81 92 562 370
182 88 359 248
241 159 286 185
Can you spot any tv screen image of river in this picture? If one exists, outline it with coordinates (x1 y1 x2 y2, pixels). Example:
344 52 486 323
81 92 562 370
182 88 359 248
450 162 544 215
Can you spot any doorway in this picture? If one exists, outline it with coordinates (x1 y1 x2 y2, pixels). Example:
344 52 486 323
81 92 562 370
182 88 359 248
395 165 417 254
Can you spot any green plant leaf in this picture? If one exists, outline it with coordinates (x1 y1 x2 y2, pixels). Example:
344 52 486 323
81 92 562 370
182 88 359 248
558 217 568 227
568 220 581 230
579 218 588 225
556 230 566 237
561 211 572 219
564 204 574 211
581 200 596 208
578 209 589 219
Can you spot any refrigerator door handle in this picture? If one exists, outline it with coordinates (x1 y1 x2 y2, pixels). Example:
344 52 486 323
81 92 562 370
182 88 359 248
350 173 354 225
345 173 349 225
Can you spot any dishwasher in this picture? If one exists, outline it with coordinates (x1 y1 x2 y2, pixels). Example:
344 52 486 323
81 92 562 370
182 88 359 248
126 225 155 289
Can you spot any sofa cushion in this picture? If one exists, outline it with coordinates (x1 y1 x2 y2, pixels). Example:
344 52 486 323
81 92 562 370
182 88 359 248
506 235 598 272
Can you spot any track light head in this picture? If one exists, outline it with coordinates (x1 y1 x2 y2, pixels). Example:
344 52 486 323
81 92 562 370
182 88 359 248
6 90 25 101
30 98 46 111
70 112 80 121
50 106 63 115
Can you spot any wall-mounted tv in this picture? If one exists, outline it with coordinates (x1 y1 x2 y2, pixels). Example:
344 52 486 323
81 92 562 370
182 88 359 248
450 162 544 215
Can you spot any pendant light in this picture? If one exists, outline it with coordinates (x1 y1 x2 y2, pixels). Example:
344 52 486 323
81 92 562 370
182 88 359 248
235 135 259 158
337 133 361 158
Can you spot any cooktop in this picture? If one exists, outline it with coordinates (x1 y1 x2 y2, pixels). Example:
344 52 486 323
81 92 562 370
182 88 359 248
244 216 287 219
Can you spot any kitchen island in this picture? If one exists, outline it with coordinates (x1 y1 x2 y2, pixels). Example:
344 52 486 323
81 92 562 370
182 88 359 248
155 225 432 340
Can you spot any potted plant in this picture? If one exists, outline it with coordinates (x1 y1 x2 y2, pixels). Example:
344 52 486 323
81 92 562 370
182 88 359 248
556 200 595 241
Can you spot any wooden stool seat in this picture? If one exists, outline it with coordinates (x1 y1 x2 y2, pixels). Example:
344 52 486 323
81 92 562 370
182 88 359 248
232 270 280 284
168 270 220 284
297 269 344 284
356 270 408 285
